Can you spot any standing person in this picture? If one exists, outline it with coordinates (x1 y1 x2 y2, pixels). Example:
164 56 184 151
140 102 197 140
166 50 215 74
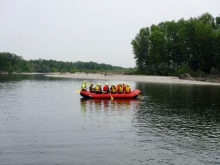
81 81 87 91
125 84 131 94
89 83 95 93
103 83 110 94
95 84 102 94
110 84 117 93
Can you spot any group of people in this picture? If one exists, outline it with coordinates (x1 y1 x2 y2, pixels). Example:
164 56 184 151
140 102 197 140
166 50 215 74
81 81 131 94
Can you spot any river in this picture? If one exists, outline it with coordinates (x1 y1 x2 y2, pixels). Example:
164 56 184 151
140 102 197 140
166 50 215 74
0 74 220 165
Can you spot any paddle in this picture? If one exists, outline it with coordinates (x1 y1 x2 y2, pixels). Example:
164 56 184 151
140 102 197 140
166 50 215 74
109 93 114 100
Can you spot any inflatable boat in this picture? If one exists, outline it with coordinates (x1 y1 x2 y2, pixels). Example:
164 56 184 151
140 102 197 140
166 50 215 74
80 90 141 99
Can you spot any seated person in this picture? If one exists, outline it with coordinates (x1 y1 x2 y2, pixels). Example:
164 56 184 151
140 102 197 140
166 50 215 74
122 83 126 93
95 84 102 94
117 84 123 94
103 83 110 94
110 84 117 93
125 84 131 94
89 83 95 93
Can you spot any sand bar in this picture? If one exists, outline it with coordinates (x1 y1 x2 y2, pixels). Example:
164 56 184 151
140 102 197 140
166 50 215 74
45 73 220 86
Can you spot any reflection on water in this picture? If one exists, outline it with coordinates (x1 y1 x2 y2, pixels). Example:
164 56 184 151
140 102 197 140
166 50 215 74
80 98 141 115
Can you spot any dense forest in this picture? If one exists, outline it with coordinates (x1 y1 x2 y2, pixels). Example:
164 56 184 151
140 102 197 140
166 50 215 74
131 13 220 76
0 52 132 74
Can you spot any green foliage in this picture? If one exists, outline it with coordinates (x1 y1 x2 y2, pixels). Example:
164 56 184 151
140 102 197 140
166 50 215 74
0 52 130 73
175 63 192 76
69 69 76 73
157 62 171 76
131 28 150 74
131 13 220 76
60 68 67 73
0 52 30 73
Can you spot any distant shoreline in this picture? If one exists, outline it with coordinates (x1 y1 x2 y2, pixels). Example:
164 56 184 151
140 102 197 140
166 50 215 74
1 72 219 86
44 72 220 86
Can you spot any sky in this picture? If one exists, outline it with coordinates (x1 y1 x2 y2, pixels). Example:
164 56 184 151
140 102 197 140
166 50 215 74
1 0 220 68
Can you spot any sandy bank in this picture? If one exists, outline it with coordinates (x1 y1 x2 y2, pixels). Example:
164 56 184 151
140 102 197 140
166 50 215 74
45 73 220 86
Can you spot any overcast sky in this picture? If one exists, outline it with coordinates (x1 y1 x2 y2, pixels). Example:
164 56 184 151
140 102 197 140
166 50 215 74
1 0 220 68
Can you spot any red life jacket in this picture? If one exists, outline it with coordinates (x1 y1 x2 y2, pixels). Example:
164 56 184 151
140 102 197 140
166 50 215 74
123 85 126 92
103 85 109 93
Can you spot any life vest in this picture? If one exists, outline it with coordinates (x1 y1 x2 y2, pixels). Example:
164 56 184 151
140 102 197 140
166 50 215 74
111 86 117 93
118 85 123 93
81 83 87 90
95 85 101 92
116 85 120 92
103 85 109 93
122 84 126 92
125 86 131 93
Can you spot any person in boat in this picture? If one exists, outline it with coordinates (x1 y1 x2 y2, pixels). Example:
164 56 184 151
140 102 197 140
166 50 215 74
117 84 123 94
125 84 131 94
122 83 126 93
89 83 95 93
116 84 121 92
95 83 102 94
110 84 117 93
103 83 110 94
81 81 87 91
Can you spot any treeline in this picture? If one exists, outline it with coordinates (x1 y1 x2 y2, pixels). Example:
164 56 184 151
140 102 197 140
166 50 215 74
131 13 220 76
0 52 132 73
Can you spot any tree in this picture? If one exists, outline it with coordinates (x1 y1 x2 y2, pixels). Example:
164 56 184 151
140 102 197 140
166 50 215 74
131 13 220 75
131 28 150 73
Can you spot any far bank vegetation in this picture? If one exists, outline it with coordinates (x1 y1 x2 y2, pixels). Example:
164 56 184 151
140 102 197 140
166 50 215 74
0 52 133 74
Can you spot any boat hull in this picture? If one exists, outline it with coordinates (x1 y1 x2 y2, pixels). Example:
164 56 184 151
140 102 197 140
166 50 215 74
80 90 141 99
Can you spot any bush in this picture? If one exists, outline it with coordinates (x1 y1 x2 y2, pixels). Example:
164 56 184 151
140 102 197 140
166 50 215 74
175 64 192 76
60 68 67 73
69 69 76 73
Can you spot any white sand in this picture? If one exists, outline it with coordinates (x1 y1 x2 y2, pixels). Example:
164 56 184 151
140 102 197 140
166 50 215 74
45 73 220 86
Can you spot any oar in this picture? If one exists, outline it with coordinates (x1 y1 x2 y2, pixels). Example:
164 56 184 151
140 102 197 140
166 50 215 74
109 93 114 100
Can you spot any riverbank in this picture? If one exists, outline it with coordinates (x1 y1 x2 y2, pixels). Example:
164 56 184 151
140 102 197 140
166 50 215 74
45 72 220 86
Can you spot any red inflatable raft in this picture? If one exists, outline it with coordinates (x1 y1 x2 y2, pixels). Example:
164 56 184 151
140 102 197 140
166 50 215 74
80 90 141 99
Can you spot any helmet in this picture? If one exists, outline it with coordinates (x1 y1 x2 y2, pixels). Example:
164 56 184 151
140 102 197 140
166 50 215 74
106 83 109 86
83 81 86 83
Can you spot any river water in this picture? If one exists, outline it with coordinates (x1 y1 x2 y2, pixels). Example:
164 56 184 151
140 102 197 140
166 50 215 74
0 74 220 165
